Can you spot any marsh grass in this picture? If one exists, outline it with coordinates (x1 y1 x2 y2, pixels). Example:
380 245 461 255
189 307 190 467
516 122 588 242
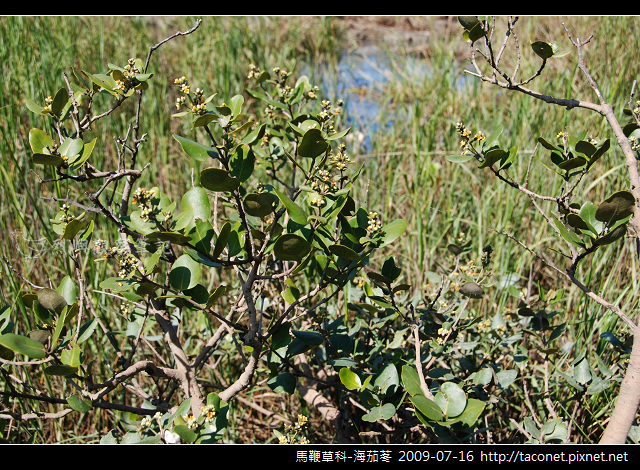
1 16 639 443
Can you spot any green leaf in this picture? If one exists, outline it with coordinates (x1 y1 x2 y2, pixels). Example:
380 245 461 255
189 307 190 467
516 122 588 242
38 288 67 314
200 168 240 192
588 138 610 167
329 244 361 262
531 41 554 59
401 365 423 397
212 222 232 260
29 128 55 154
459 282 484 299
169 254 202 291
595 190 635 223
205 285 228 309
243 192 277 218
434 382 467 418
594 224 627 246
326 126 351 141
451 398 486 428
173 134 218 162
375 219 407 248
44 365 78 377
0 333 47 359
146 231 192 246
374 363 399 396
33 153 65 167
339 367 363 391
61 342 82 367
446 154 475 163
25 98 46 115
574 358 592 384
229 144 255 182
554 219 585 249
273 188 309 226
409 394 443 421
59 138 83 159
467 21 487 42
68 137 97 170
538 136 561 152
67 394 92 413
361 403 396 422
173 425 198 444
229 94 244 116
182 186 211 224
478 148 507 169
458 16 480 30
267 372 296 394
496 369 518 388
298 128 328 158
50 87 69 117
292 330 323 346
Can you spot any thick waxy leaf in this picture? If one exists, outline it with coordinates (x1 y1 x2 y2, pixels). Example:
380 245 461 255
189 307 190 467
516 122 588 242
182 186 210 224
467 22 487 42
554 219 585 249
44 365 78 377
33 153 65 167
29 128 55 154
173 134 218 162
375 219 407 248
478 148 507 169
274 188 309 225
362 403 396 422
200 168 240 192
339 367 363 391
211 222 232 260
67 395 92 413
229 144 254 182
38 288 67 314
409 394 443 421
298 128 328 158
329 244 361 262
0 333 47 359
146 231 193 246
274 233 311 262
458 16 480 30
169 254 201 291
401 364 423 397
538 136 561 152
243 192 276 217
267 372 296 394
595 191 635 223
575 140 597 156
558 157 587 170
588 138 610 167
459 282 484 299
434 382 467 418
531 41 554 59
594 224 627 246
446 154 475 163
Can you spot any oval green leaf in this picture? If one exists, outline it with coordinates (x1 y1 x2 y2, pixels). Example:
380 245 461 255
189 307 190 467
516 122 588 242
200 168 240 193
169 254 202 291
0 333 47 359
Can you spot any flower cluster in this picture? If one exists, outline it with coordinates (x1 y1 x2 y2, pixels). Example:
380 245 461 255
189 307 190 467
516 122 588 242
43 95 53 114
201 405 216 424
455 122 485 155
132 187 155 221
367 211 383 234
58 204 73 224
117 253 139 279
317 99 343 122
330 143 351 171
174 77 208 116
277 414 309 444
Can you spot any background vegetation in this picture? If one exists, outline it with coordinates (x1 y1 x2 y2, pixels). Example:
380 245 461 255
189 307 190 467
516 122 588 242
1 15 639 443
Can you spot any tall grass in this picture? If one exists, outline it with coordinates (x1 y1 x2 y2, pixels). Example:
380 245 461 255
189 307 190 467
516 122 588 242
1 16 639 443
